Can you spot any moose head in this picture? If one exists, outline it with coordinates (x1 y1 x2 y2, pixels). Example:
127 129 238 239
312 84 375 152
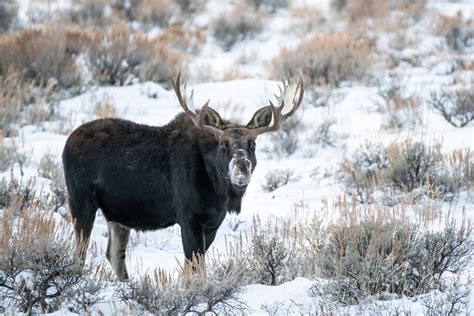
171 72 304 193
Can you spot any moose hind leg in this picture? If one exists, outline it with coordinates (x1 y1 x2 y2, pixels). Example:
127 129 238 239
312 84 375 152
69 196 97 265
106 222 130 281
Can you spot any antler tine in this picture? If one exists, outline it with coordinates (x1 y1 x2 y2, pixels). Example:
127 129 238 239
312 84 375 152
251 75 304 137
281 75 304 120
171 71 198 120
170 71 225 138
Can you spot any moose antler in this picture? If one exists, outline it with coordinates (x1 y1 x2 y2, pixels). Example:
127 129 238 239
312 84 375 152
251 75 304 136
171 71 224 138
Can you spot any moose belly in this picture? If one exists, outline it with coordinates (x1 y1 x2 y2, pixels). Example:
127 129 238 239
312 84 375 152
93 183 176 231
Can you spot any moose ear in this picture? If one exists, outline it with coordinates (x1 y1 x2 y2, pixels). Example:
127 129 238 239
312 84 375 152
200 105 225 129
247 106 273 129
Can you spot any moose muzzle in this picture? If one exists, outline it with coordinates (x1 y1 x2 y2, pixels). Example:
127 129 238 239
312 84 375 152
229 150 252 190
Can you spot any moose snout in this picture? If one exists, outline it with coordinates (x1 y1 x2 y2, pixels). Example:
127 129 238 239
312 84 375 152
229 154 252 189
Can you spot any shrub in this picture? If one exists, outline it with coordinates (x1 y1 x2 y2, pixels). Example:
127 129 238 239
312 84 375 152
209 215 301 287
132 0 178 29
247 233 291 285
340 141 388 203
38 152 60 180
312 217 473 305
88 24 183 86
87 25 136 86
305 86 330 108
175 0 206 16
0 0 17 33
212 6 263 51
69 0 109 27
428 89 474 128
377 78 422 130
65 27 94 56
290 5 325 35
0 26 82 90
311 118 337 147
421 276 472 315
154 26 205 54
341 140 472 203
122 262 247 314
331 0 388 21
38 152 67 211
436 12 474 51
346 0 388 22
248 0 288 13
395 0 426 21
0 72 25 135
0 176 37 214
0 138 14 172
262 168 299 192
0 208 82 314
430 148 472 201
387 140 441 192
270 32 371 86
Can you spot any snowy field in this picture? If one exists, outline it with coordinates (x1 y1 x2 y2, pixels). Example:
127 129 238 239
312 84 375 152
0 0 473 315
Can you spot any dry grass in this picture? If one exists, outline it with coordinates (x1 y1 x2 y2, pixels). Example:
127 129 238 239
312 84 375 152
0 71 24 135
87 24 184 86
270 32 371 87
395 0 426 21
154 26 205 54
222 66 252 81
331 0 387 21
65 26 94 56
377 77 422 130
94 97 117 119
121 256 247 314
345 0 388 22
0 26 82 89
69 0 110 27
332 0 426 25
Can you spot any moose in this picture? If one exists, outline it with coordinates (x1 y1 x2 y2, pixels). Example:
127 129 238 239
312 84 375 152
62 73 304 280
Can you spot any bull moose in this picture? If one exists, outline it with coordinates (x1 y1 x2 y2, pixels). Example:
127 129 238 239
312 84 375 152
62 73 304 280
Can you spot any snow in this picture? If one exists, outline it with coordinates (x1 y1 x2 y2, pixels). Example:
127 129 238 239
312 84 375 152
2 0 474 314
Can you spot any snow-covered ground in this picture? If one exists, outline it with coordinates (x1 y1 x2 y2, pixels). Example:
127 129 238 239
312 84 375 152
1 0 473 314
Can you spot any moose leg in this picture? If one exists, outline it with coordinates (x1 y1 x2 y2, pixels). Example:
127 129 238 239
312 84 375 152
204 229 217 251
181 222 218 269
69 195 97 265
181 221 206 267
106 221 130 281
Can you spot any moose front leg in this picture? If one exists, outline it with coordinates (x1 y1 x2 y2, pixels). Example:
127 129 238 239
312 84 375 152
180 221 218 268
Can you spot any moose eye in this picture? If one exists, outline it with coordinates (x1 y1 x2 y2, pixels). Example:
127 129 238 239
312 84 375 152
219 141 229 152
248 140 256 151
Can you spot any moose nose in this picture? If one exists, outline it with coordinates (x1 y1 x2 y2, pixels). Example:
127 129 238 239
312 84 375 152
229 153 252 189
235 157 251 171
